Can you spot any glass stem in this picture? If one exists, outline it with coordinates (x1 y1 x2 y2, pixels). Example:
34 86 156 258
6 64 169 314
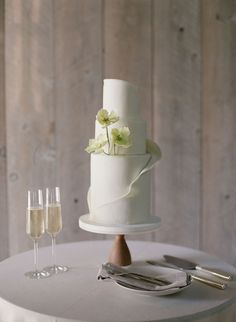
52 236 56 267
33 240 39 273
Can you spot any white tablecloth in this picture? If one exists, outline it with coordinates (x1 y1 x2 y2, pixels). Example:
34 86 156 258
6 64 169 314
0 240 235 322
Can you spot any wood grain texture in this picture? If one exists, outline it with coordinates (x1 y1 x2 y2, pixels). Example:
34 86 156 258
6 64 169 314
5 0 104 255
54 0 103 242
5 0 56 254
152 0 201 247
104 0 153 241
202 0 236 265
0 0 9 260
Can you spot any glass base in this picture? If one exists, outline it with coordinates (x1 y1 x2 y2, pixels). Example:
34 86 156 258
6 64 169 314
44 265 69 274
24 270 51 279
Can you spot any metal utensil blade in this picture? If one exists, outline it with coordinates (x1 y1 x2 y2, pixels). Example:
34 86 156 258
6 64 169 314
147 260 181 270
147 260 227 289
163 255 233 280
163 255 197 270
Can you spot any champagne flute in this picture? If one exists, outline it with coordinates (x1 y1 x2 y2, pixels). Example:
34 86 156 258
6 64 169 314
25 189 50 279
44 187 68 274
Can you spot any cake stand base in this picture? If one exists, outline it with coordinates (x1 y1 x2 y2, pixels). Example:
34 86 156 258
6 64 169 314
79 214 161 235
109 235 131 266
79 214 161 267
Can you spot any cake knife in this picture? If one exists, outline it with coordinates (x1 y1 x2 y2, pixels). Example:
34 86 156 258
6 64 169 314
163 255 232 281
147 260 227 289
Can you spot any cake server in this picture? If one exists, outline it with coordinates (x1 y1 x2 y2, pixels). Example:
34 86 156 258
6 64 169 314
163 255 232 281
147 260 227 289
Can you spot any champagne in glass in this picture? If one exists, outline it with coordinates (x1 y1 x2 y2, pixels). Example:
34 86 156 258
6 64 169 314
25 190 50 279
44 187 68 274
26 207 45 239
46 203 62 236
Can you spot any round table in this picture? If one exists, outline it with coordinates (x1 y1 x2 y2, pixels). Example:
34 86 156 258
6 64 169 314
0 240 235 322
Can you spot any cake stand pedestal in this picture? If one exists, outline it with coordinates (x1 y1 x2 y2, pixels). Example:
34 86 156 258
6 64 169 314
108 234 132 266
79 214 161 266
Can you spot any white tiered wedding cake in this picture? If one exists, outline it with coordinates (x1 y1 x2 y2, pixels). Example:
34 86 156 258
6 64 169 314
79 79 161 233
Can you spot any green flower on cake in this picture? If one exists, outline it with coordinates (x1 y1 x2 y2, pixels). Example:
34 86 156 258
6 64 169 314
111 127 131 149
96 109 119 128
85 134 107 154
86 109 131 155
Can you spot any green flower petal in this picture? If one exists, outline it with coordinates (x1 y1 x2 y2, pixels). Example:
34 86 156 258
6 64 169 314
85 134 107 154
96 108 119 127
111 126 131 148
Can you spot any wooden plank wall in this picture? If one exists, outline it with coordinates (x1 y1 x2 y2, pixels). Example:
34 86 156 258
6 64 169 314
202 0 236 263
54 0 103 242
0 0 9 259
153 0 201 247
1 0 235 265
5 0 56 253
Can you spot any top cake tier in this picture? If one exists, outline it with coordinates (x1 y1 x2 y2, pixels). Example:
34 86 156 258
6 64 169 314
103 79 141 119
95 79 146 155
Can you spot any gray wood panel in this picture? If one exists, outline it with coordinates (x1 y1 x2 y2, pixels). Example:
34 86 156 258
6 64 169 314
0 0 9 260
54 0 103 242
5 0 56 254
152 0 201 248
202 0 236 265
5 0 104 254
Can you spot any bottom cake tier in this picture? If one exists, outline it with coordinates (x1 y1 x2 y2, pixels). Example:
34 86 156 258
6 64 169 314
88 153 153 226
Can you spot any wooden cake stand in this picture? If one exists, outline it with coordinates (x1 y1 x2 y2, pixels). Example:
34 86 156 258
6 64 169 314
79 214 161 266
